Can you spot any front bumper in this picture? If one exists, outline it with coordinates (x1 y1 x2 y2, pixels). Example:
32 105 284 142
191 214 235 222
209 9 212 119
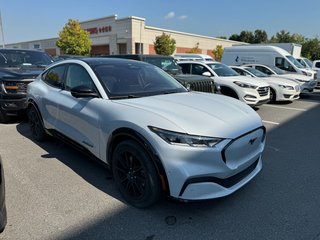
277 88 300 101
150 126 266 200
239 86 270 107
300 80 317 93
0 95 28 116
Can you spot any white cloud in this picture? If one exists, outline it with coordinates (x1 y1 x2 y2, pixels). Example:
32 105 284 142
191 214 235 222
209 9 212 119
164 11 175 20
179 15 187 20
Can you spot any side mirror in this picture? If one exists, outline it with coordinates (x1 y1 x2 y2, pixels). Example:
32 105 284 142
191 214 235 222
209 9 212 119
202 71 211 77
70 85 99 98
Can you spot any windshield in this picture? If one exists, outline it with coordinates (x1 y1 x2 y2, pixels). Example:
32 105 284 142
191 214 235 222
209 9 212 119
286 55 305 69
143 56 182 75
303 58 313 68
207 63 239 77
244 67 268 77
0 49 53 67
94 62 187 99
268 65 287 75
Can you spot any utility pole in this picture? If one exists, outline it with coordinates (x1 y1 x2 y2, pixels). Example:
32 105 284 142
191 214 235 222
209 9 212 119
0 10 5 48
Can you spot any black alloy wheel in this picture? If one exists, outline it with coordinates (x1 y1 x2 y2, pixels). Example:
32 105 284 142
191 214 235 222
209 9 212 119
112 140 161 208
27 105 47 142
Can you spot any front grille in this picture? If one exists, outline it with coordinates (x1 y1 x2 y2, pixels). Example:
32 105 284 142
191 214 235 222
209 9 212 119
257 86 269 96
3 80 33 94
189 81 214 93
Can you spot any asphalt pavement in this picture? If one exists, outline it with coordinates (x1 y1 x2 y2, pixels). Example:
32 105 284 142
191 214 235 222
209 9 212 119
0 89 319 240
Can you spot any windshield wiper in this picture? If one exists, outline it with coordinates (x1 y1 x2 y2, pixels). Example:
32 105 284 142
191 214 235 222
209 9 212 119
109 94 141 99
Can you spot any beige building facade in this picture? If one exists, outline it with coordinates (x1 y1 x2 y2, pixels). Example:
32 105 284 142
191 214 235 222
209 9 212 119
6 15 243 57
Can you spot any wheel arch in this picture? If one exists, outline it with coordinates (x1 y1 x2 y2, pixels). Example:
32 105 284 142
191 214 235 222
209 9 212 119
220 86 239 99
107 127 170 195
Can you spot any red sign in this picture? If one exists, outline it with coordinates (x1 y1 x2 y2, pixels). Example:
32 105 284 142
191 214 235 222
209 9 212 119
86 26 112 35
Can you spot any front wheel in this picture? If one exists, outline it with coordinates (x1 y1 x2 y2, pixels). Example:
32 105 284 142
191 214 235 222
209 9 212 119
269 88 276 103
112 140 161 208
27 105 47 142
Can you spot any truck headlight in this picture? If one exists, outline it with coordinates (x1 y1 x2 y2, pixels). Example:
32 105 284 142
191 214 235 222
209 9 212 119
149 126 224 147
233 81 257 89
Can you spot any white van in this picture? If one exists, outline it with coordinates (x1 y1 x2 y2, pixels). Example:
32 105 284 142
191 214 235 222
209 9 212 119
174 53 215 62
221 46 317 80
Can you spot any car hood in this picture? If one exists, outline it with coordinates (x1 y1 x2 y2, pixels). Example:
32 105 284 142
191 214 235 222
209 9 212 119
261 76 299 86
0 67 43 80
215 75 269 87
116 92 263 138
276 73 312 82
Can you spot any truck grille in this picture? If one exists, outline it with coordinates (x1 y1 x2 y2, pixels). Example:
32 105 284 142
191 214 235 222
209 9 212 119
3 80 33 94
189 81 214 93
257 86 269 97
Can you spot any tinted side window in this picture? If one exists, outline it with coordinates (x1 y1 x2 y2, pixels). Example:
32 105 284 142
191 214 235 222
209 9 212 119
233 68 246 75
315 62 320 68
43 65 65 88
275 57 296 72
191 64 207 75
256 66 272 75
65 64 94 90
179 64 191 74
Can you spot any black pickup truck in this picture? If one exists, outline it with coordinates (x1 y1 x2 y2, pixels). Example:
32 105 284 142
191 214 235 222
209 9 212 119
0 49 53 122
101 54 216 93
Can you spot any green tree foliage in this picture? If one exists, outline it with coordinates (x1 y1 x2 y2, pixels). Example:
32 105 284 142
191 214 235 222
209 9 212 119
56 19 91 55
229 30 267 43
186 42 200 53
154 33 176 55
253 29 268 43
270 30 292 43
301 38 320 60
212 45 224 62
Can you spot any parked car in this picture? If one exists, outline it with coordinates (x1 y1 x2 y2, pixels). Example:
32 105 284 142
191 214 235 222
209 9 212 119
101 54 216 93
177 60 270 107
0 155 7 233
27 58 266 208
243 63 317 93
0 48 53 122
231 66 300 102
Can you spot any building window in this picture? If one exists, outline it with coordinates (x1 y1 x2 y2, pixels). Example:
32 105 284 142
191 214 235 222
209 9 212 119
135 43 143 54
33 44 41 49
118 44 127 54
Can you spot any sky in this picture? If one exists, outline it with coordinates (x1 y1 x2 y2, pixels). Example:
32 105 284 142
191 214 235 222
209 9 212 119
1 0 320 44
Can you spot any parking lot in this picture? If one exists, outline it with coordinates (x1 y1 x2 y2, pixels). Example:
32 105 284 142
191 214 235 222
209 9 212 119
0 89 320 240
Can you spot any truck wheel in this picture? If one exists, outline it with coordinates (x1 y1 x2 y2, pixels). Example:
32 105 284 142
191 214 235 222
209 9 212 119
27 105 47 142
112 140 161 208
0 109 9 123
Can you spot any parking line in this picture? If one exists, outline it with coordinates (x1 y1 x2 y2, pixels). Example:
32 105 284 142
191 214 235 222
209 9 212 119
262 105 307 112
262 120 280 125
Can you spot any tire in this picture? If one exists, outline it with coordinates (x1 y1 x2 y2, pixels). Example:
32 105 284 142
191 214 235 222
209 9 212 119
0 109 9 123
112 140 161 208
269 88 276 103
27 105 47 142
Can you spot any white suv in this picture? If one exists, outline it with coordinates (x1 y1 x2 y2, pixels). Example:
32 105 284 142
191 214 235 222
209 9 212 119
27 58 266 208
178 61 270 107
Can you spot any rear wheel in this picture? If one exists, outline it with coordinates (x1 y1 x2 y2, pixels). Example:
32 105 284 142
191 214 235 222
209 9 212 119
27 105 47 142
112 140 161 208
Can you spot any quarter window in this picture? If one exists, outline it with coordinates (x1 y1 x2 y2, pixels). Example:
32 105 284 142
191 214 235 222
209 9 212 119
43 65 65 88
65 64 94 90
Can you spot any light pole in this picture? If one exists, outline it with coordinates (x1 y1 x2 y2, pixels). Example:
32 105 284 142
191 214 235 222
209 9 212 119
0 10 5 48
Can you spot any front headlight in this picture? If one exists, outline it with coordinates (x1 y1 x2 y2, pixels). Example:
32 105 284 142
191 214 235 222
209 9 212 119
149 126 224 147
233 81 257 89
278 84 294 90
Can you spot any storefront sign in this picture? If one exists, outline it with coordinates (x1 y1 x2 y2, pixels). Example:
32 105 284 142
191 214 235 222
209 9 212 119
86 26 112 35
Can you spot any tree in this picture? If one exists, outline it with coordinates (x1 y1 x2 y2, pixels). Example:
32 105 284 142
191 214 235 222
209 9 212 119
239 31 254 43
56 19 91 55
301 38 320 60
270 30 292 43
212 45 224 62
154 33 176 55
253 29 268 43
186 42 200 53
229 34 240 41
